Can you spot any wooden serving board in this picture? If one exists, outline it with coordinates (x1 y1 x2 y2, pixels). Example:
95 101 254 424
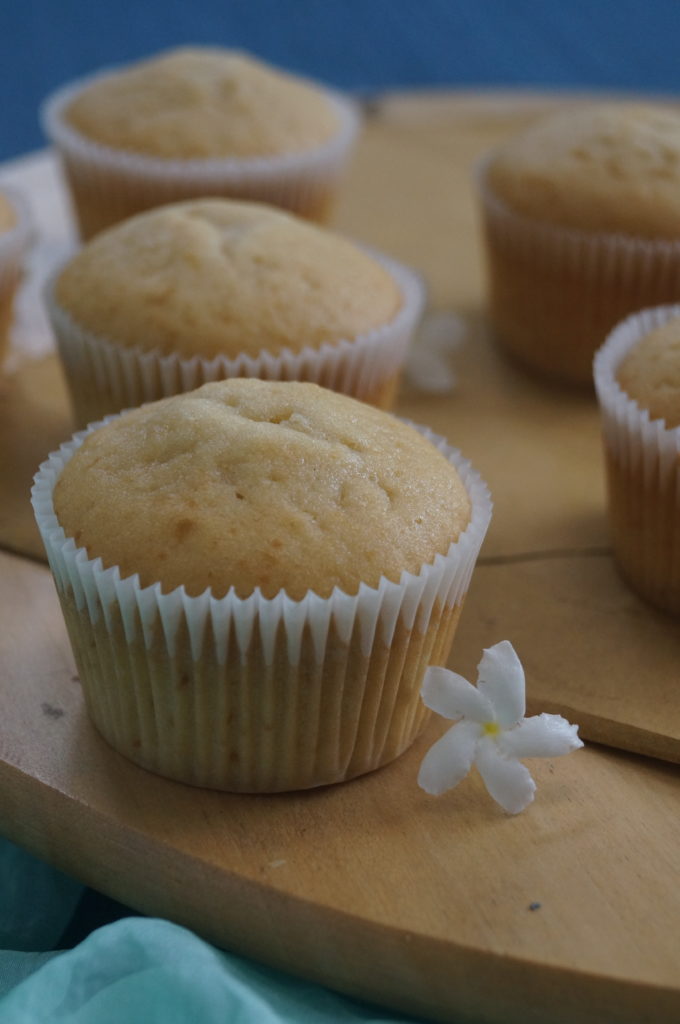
2 548 680 1024
1 92 679 1023
2 93 679 763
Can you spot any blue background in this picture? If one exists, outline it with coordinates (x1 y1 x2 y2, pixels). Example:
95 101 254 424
2 0 680 161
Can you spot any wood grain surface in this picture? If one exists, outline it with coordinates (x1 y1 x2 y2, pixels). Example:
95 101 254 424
2 94 679 763
0 92 679 1023
1 547 679 1024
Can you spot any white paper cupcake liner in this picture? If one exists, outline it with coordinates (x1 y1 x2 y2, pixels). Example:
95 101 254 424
594 304 680 613
0 187 32 364
31 417 492 792
476 156 680 386
45 250 425 428
41 70 362 238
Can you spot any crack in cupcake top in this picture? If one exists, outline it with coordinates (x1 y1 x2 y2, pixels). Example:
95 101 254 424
54 198 403 359
63 47 341 159
52 379 471 600
485 102 680 238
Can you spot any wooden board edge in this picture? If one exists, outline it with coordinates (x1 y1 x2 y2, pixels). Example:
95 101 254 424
1 757 679 1024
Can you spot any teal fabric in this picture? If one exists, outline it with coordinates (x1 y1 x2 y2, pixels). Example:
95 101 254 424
0 953 61 1000
0 839 417 1023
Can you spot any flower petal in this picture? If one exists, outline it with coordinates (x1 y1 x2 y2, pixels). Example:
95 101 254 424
475 736 536 814
421 665 493 723
476 641 525 726
498 714 584 759
418 720 481 795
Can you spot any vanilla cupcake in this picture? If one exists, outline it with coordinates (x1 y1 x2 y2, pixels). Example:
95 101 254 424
595 304 680 614
0 188 31 366
478 103 680 385
31 379 492 792
41 47 361 239
47 197 423 427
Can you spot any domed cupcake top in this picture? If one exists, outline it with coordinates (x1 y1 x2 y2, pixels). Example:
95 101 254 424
52 379 471 600
485 103 680 238
63 47 341 159
616 314 680 428
53 198 403 359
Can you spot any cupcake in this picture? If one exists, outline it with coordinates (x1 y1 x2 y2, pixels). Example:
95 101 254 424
31 379 492 792
41 47 361 239
47 197 423 427
478 102 680 386
594 304 680 614
0 188 31 367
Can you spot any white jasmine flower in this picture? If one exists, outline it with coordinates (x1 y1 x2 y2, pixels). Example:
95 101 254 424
418 641 583 814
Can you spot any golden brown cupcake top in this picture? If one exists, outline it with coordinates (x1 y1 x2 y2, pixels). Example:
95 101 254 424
485 103 680 238
616 316 680 427
53 379 471 600
64 47 340 158
54 198 402 359
0 193 16 233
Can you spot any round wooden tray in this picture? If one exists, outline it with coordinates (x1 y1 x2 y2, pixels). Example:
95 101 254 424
0 92 678 1023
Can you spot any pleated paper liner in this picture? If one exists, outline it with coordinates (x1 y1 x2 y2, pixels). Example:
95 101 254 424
45 252 425 429
31 419 491 793
477 158 680 386
594 303 680 614
42 73 362 239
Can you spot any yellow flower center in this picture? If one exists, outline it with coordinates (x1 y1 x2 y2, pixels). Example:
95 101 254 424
483 721 500 736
